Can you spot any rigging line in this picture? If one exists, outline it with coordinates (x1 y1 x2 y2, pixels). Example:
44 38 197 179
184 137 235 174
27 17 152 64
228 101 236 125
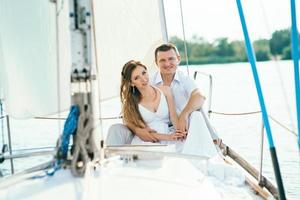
258 0 272 36
210 110 261 116
54 0 62 139
269 115 297 137
258 0 296 132
91 0 105 151
210 110 297 137
179 0 190 76
272 60 296 133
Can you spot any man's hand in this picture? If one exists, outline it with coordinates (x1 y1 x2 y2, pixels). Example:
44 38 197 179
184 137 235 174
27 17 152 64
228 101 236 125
157 130 187 141
177 112 189 132
135 127 159 142
173 130 187 141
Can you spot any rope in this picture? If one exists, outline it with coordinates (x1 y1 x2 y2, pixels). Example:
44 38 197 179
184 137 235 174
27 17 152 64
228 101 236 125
210 110 297 136
47 105 79 176
58 105 79 158
268 115 297 136
209 110 261 116
54 0 63 145
179 0 190 76
71 105 99 177
258 0 296 132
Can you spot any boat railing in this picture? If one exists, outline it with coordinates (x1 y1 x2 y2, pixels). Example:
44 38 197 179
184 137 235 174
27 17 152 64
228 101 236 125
193 70 213 117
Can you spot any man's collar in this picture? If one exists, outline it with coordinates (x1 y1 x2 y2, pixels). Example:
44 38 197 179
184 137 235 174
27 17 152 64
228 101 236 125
153 71 180 85
153 71 163 84
173 71 180 82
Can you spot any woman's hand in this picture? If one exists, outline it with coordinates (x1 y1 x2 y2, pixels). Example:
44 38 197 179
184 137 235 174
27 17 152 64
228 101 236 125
155 131 187 141
135 127 159 142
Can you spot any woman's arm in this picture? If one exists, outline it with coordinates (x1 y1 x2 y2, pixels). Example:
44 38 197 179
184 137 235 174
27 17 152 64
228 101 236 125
153 132 184 141
125 121 159 142
158 86 178 129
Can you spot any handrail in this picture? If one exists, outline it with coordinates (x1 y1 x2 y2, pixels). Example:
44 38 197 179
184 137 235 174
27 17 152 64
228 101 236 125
34 116 122 120
194 71 213 117
2 150 55 160
105 145 209 161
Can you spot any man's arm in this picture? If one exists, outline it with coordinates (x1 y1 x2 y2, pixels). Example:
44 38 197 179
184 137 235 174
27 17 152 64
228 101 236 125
177 89 205 131
126 122 159 142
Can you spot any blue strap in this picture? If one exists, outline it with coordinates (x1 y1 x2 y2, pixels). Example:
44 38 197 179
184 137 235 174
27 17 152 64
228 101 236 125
59 105 79 158
45 105 79 177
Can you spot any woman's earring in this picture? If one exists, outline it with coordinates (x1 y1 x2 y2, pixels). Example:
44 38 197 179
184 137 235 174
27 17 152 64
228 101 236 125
132 86 136 94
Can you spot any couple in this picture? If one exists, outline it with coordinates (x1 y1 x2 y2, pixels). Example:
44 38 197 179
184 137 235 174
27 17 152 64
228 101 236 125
107 43 220 157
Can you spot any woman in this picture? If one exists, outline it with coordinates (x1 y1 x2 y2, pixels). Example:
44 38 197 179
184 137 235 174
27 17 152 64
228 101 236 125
120 60 186 148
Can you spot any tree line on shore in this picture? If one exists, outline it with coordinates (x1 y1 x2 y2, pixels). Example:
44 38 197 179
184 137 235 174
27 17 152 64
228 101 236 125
170 28 298 64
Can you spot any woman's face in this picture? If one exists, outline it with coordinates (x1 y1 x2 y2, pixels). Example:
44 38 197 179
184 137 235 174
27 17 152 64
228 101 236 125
130 65 149 90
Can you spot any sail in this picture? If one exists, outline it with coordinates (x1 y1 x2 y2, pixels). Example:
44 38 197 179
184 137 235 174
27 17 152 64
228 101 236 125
0 0 167 118
0 0 71 118
93 0 167 101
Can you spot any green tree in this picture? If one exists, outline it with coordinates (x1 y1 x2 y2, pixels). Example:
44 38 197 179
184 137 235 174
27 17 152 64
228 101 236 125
269 29 290 56
253 39 271 61
282 46 291 60
231 41 247 62
215 38 234 57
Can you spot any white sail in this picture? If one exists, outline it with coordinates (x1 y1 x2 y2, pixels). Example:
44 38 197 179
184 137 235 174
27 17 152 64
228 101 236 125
0 0 71 118
0 0 166 117
92 0 167 101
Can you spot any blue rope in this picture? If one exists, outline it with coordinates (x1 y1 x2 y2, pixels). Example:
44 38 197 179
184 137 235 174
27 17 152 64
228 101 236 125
46 105 79 176
59 105 79 158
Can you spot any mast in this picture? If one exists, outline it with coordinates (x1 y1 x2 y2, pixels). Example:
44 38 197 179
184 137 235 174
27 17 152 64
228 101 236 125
68 0 99 177
235 0 286 199
290 0 300 148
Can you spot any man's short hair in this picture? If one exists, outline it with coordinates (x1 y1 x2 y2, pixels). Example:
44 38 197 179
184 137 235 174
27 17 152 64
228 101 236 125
155 43 180 61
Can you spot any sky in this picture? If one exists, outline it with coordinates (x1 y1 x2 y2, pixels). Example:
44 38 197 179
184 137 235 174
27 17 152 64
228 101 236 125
163 0 300 42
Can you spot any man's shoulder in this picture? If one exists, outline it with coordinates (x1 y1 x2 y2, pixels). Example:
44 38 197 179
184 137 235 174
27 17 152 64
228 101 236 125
176 69 193 81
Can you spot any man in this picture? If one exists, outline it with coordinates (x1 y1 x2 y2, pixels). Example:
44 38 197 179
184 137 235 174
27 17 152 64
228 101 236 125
106 43 220 145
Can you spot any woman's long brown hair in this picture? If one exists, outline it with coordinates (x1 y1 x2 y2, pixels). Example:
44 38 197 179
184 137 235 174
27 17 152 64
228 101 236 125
120 60 147 128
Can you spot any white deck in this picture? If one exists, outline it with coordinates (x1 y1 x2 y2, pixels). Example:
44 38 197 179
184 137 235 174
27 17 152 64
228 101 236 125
0 153 263 200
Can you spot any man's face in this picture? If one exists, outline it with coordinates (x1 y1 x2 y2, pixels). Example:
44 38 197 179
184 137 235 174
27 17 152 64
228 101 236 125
155 49 180 76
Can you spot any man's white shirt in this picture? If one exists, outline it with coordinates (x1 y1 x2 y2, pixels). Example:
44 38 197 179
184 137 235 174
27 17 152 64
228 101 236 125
150 70 197 115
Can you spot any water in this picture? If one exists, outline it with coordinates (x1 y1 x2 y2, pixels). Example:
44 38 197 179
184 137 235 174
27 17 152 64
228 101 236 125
191 60 300 200
0 60 299 199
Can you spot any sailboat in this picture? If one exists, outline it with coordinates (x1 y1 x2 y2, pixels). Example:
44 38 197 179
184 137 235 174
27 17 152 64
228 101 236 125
0 0 286 199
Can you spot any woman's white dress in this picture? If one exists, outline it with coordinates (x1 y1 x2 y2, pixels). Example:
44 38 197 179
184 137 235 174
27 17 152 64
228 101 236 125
131 87 245 184
131 87 218 158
